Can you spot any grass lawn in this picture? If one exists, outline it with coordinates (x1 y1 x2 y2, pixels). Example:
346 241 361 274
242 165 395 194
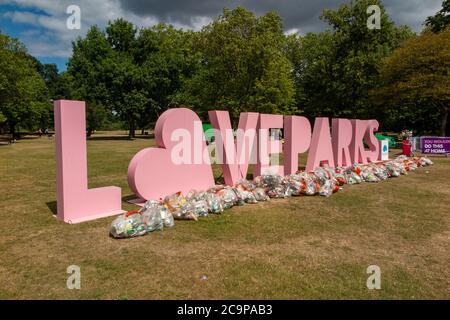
0 131 449 299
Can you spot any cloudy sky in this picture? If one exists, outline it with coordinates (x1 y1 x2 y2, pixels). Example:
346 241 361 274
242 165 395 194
0 0 443 71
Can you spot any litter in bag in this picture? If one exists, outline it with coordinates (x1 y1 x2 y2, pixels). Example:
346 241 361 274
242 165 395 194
110 211 148 238
111 156 433 238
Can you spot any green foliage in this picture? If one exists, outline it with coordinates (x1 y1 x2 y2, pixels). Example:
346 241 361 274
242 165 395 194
177 7 296 121
0 31 49 137
374 28 450 135
425 0 450 33
136 24 199 118
290 0 413 120
67 26 115 133
67 20 195 136
3 1 448 137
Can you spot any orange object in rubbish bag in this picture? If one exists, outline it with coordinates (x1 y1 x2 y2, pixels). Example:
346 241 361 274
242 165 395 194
125 210 140 218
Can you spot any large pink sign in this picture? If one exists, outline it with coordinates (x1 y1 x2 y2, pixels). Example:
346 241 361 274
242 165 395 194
128 108 215 202
54 100 124 223
54 100 383 223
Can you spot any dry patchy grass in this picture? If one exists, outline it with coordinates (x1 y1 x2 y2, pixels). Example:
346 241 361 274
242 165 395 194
0 132 449 299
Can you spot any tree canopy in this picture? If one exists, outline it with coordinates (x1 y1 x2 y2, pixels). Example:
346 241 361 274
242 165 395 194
176 7 296 121
67 20 196 137
0 32 49 138
374 28 450 136
425 0 450 33
289 0 413 121
1 1 449 137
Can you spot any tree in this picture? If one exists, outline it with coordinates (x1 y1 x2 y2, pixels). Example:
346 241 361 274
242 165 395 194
67 26 113 134
289 0 413 120
0 32 49 138
136 24 198 127
374 29 450 136
286 31 336 117
425 0 450 33
68 19 192 138
178 7 295 121
29 58 67 129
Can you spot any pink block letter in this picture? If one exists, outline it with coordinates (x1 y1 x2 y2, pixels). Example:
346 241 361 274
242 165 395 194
208 111 259 186
284 116 312 175
254 114 284 176
306 117 335 171
54 100 123 224
128 108 215 200
349 120 368 165
364 120 380 163
332 118 353 167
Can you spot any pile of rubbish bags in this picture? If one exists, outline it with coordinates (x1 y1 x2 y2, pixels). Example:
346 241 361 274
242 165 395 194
110 156 433 238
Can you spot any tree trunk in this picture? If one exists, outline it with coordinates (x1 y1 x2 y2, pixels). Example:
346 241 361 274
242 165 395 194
129 117 135 139
441 107 448 137
9 122 16 139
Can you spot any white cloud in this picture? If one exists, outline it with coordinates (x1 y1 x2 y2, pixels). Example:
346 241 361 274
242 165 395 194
1 0 445 63
2 0 162 59
285 28 302 36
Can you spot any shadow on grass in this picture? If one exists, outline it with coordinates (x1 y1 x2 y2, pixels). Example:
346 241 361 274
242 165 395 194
88 134 155 141
122 194 139 203
46 201 57 215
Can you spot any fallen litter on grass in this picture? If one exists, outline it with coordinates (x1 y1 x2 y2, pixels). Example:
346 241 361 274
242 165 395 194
110 156 433 239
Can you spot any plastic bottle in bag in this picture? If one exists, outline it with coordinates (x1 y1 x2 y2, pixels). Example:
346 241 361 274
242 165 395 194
141 206 164 232
158 205 174 228
318 179 334 197
206 193 224 214
252 188 269 201
216 187 237 209
164 192 187 212
360 168 380 183
192 200 209 217
172 203 198 221
139 200 174 231
110 211 147 238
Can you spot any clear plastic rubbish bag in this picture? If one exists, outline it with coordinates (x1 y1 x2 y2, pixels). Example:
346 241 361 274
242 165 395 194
192 200 209 217
419 157 433 166
140 200 174 229
318 179 334 197
164 192 198 221
172 203 198 221
297 172 318 196
345 170 363 184
252 188 269 201
254 174 284 189
216 187 238 209
206 193 224 214
360 168 380 183
110 211 147 238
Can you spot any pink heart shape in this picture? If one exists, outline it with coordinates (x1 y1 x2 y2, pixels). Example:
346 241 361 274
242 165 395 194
127 108 215 201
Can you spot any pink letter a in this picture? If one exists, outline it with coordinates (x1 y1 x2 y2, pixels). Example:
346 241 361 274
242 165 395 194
306 117 335 171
